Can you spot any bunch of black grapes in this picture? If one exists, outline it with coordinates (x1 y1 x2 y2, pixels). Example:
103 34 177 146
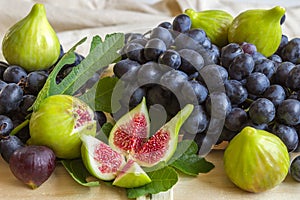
112 13 300 155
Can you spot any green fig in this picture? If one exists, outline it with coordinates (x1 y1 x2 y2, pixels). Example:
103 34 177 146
28 95 97 159
184 8 233 47
224 126 290 193
228 6 285 57
2 3 60 71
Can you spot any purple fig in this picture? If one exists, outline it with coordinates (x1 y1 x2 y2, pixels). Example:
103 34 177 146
9 145 56 189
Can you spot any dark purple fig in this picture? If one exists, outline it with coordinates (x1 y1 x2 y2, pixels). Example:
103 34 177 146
9 145 56 189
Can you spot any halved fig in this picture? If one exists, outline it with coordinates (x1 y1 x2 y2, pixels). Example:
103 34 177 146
132 104 194 167
81 134 126 181
109 97 150 156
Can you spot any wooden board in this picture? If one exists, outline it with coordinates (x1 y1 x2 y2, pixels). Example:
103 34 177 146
1 150 299 200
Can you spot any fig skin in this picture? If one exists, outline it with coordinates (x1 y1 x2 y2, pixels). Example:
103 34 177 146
28 95 97 159
224 126 290 193
184 8 233 47
2 3 60 71
9 145 56 189
228 6 285 57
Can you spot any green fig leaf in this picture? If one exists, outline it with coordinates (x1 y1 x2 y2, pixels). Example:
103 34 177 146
61 159 101 187
126 166 178 198
98 122 114 138
32 33 124 111
168 140 215 176
171 154 215 176
94 76 119 113
89 35 102 52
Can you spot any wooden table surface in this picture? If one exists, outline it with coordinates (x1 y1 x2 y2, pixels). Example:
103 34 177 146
1 150 299 200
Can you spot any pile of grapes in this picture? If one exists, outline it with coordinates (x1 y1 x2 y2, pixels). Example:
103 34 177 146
112 13 300 155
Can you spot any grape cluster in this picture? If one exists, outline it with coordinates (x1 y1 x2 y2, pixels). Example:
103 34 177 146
112 13 300 155
0 47 107 163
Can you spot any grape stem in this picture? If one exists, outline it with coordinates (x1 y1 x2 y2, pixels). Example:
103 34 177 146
10 119 30 136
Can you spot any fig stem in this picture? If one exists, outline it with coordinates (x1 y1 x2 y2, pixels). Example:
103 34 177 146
10 119 30 136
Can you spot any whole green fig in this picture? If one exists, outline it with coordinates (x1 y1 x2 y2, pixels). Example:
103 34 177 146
28 95 97 159
2 3 60 71
184 8 233 47
228 6 285 57
224 126 290 193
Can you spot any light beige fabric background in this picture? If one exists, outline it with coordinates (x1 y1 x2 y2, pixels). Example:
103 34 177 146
0 0 299 58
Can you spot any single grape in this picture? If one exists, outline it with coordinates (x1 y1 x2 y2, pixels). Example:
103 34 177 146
144 38 167 61
0 135 24 163
137 61 166 86
246 72 270 95
172 14 191 33
160 69 188 93
186 28 207 44
254 59 276 79
198 64 228 83
205 92 232 117
262 84 286 106
113 59 141 81
150 27 174 48
268 54 282 63
252 51 266 63
220 43 244 68
277 99 300 126
178 49 204 74
129 87 147 109
157 21 172 29
0 115 14 137
181 80 208 105
273 61 295 86
0 83 24 114
19 94 36 116
240 42 257 55
124 42 146 63
286 65 300 91
3 65 27 84
248 98 275 125
281 38 300 64
224 79 248 105
129 38 148 47
125 33 143 43
272 123 299 152
174 33 198 51
228 53 255 80
25 71 48 95
158 49 181 70
182 105 209 134
290 156 300 182
225 107 248 132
